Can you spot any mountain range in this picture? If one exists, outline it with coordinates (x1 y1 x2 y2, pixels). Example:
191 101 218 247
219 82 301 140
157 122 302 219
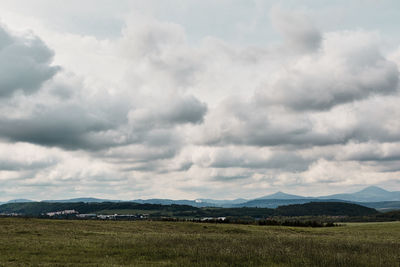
255 186 400 202
1 186 400 210
318 186 400 202
240 186 400 210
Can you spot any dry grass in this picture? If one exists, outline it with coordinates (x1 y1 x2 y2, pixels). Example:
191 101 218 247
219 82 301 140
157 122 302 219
0 218 399 266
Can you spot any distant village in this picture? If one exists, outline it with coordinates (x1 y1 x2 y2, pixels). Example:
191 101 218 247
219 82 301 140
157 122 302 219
0 209 150 220
45 210 150 220
0 209 227 222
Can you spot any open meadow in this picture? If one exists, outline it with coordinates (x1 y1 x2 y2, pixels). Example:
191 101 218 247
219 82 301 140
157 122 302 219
0 218 399 266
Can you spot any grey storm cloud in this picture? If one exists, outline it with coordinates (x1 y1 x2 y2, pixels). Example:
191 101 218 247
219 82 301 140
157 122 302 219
0 25 59 97
129 95 207 131
0 93 207 152
162 95 207 124
0 105 118 150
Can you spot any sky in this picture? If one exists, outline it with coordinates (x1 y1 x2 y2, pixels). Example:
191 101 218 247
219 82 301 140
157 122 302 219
0 0 400 201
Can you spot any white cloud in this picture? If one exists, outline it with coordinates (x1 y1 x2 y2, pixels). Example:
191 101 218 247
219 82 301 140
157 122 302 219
0 3 400 200
0 25 59 97
255 30 398 110
270 6 321 53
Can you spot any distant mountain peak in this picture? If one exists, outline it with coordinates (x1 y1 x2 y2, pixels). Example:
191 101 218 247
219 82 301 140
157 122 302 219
271 191 290 197
358 186 389 194
258 191 306 200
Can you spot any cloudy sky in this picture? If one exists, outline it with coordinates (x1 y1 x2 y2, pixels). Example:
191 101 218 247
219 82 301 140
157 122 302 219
0 0 400 201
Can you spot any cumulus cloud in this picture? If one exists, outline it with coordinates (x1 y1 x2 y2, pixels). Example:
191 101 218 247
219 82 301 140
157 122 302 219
0 74 130 151
0 19 207 152
162 95 207 124
195 98 341 147
0 105 115 150
0 25 59 97
128 95 207 129
256 31 399 111
1 3 400 200
270 6 321 53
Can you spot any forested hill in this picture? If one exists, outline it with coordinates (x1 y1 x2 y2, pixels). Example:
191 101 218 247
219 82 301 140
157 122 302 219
276 202 377 216
0 201 378 218
0 202 198 216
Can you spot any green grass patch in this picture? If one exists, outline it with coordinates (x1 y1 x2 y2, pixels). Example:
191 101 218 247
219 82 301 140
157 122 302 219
0 218 399 266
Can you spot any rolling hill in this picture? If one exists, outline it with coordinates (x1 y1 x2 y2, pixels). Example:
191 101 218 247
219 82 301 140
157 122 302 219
0 201 378 218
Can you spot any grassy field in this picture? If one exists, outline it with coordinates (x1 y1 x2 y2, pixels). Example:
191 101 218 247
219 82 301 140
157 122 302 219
0 218 399 266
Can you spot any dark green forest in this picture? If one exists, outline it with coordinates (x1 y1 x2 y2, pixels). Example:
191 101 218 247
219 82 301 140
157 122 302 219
0 201 381 219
